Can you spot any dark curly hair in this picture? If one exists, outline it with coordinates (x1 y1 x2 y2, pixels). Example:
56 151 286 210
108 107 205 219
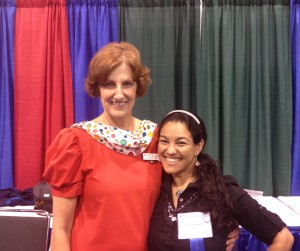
158 111 238 232
85 42 152 98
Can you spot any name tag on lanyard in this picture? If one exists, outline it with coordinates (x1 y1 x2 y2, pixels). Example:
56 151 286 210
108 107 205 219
177 212 213 239
177 212 212 251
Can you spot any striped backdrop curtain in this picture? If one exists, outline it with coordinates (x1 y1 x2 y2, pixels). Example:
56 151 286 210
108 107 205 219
0 0 118 190
0 0 300 196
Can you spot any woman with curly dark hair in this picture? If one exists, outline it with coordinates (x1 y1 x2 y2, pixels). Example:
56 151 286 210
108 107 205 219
148 110 294 251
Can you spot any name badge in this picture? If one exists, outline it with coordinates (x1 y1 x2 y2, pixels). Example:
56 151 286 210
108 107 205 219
143 153 160 161
177 212 213 239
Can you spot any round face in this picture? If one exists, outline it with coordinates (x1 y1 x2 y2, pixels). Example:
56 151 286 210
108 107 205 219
158 121 203 178
99 63 137 122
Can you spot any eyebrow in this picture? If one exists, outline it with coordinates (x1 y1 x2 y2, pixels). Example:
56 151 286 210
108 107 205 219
106 78 134 82
159 135 190 142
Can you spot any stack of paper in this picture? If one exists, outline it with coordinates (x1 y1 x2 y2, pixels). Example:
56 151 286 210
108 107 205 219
277 196 300 216
254 196 300 227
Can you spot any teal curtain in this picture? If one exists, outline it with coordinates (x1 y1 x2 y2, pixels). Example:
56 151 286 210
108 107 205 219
118 0 201 123
199 0 292 196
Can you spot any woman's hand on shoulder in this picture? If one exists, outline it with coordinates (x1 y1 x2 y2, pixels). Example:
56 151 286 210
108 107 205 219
226 228 240 251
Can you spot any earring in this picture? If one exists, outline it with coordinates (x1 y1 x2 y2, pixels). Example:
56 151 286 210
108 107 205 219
195 160 200 166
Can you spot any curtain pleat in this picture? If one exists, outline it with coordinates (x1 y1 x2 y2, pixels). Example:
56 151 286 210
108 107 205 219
14 0 74 190
200 0 292 196
118 0 201 123
67 0 119 123
291 0 300 195
0 0 15 189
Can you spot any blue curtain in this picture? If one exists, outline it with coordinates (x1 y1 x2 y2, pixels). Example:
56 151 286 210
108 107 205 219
67 0 119 123
291 0 300 195
0 0 15 189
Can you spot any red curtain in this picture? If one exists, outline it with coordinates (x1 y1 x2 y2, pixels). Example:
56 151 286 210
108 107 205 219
14 0 74 190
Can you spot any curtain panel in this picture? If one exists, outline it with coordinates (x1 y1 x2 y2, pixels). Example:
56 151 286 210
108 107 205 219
118 0 201 123
200 0 292 196
0 0 15 189
291 0 300 195
67 0 119 123
14 0 74 190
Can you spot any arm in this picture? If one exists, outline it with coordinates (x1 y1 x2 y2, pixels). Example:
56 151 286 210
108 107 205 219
50 196 78 251
267 227 294 251
224 176 293 249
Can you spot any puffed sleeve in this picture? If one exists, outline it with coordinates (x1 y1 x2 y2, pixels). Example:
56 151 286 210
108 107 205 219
43 128 83 198
224 175 286 245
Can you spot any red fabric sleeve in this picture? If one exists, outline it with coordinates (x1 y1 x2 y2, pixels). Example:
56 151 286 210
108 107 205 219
43 128 83 197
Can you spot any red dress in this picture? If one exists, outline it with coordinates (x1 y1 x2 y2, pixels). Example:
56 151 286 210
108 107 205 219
43 121 162 251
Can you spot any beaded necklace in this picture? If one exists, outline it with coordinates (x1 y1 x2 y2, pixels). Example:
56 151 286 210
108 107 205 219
166 191 198 221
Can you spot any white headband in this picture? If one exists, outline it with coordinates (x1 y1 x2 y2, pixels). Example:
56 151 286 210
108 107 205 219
166 110 200 124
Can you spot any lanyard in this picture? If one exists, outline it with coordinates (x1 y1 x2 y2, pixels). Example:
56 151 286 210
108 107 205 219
190 238 205 251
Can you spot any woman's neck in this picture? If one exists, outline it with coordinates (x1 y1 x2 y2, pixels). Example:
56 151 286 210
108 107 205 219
93 114 140 131
172 174 195 190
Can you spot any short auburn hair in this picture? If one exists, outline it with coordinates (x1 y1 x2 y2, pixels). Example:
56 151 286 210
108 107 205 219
85 42 152 97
